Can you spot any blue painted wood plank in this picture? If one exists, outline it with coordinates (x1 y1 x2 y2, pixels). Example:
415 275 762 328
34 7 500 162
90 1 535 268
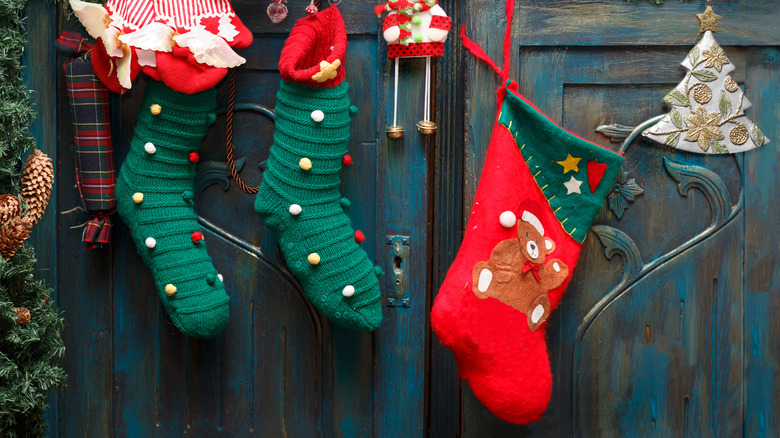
332 37 379 433
428 0 466 435
107 79 163 438
574 225 744 437
22 0 59 430
743 47 780 438
373 50 431 438
510 0 778 46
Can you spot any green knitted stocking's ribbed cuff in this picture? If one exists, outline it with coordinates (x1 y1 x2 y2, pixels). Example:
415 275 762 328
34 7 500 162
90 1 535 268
145 80 217 113
263 80 352 204
132 81 218 152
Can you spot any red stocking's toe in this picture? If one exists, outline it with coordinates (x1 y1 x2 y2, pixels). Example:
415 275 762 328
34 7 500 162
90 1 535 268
155 51 228 95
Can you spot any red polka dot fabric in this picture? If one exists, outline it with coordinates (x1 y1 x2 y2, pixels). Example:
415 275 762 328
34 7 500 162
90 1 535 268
388 42 445 59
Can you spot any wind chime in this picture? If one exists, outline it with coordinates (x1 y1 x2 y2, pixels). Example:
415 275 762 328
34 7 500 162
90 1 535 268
376 0 451 138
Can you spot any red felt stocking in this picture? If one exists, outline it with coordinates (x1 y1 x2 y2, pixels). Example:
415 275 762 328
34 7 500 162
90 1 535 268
430 0 624 424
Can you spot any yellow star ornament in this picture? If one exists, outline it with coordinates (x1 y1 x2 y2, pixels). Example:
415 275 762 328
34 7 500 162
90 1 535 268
696 5 722 33
556 154 581 174
312 59 341 83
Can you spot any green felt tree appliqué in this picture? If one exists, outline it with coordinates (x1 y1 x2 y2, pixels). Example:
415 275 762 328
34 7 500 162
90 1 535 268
642 30 770 154
0 0 67 436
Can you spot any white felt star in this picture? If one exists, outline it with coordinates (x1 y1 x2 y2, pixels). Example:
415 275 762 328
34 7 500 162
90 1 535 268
564 176 582 195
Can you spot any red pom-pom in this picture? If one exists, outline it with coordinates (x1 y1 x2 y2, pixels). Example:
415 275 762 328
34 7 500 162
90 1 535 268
342 154 353 166
191 232 204 243
354 230 365 243
189 152 200 163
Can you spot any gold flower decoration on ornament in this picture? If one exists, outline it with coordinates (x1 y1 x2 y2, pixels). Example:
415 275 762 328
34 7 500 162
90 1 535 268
724 76 739 92
312 59 341 83
729 124 749 145
684 106 724 152
702 43 729 72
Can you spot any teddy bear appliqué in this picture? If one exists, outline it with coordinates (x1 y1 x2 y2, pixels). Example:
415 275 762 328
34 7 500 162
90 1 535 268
472 211 569 331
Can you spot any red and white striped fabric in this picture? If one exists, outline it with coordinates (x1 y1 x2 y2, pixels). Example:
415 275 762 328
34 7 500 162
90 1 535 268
107 0 237 34
70 0 252 94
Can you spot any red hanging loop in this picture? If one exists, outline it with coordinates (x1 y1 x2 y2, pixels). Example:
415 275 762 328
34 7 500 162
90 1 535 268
461 0 515 83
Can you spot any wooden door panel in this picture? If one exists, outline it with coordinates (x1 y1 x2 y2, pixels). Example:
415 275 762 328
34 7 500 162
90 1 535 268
459 1 778 435
32 0 778 435
46 0 406 434
575 226 744 437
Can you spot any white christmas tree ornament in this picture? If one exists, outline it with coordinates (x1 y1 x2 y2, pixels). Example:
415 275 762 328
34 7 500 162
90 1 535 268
642 16 769 154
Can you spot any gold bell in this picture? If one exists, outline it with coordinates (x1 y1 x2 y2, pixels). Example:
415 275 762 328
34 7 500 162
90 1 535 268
416 120 437 135
385 125 405 139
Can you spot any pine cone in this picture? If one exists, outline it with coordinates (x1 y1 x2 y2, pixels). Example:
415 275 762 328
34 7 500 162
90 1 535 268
21 149 54 225
0 215 33 260
0 195 21 223
12 307 31 324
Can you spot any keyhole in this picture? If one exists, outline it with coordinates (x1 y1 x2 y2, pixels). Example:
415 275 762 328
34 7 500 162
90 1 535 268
393 256 403 274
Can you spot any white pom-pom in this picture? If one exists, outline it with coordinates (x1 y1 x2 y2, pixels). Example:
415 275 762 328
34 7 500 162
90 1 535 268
217 274 224 282
499 211 517 228
311 110 325 123
144 142 156 154
342 285 355 297
289 204 302 215
145 237 156 248
383 26 401 43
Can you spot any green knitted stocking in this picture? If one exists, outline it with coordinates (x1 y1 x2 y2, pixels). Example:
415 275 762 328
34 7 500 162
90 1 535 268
116 81 229 338
255 81 383 331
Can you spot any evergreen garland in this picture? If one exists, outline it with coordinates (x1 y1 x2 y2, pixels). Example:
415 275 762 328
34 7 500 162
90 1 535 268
0 0 66 436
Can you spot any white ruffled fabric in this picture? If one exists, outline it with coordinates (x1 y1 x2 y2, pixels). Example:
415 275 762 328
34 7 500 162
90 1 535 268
70 0 246 89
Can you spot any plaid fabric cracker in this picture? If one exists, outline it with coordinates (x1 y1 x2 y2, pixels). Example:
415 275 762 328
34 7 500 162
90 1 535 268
60 32 116 249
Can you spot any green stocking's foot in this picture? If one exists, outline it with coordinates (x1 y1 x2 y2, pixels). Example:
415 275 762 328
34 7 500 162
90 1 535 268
256 188 383 331
116 81 229 338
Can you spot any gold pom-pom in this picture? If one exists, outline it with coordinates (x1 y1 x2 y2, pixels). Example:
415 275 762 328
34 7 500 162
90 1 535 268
21 149 54 226
693 84 712 104
0 215 33 260
724 76 739 93
12 307 30 325
729 124 749 145
0 195 21 223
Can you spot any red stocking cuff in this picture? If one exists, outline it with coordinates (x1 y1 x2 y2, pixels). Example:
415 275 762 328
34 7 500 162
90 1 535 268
278 6 347 88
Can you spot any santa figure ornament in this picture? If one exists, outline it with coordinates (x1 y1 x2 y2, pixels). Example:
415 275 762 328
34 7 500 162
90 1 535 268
375 0 451 137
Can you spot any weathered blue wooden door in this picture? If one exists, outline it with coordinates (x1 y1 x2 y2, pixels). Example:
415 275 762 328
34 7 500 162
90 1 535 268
23 0 779 436
36 0 432 436
426 1 779 437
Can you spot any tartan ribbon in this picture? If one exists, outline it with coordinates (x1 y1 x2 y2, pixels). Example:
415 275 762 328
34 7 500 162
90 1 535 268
82 213 113 250
56 32 92 56
522 260 542 283
59 32 116 249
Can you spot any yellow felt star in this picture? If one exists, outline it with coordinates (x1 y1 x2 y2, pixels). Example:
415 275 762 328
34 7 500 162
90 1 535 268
312 59 341 83
556 154 581 174
696 5 722 33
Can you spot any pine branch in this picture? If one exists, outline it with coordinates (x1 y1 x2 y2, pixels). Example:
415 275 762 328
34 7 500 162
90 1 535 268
0 1 66 436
